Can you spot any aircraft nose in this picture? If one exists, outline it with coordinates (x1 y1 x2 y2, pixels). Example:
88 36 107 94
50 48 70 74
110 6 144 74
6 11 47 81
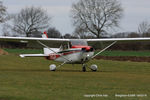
84 53 91 61
86 54 90 57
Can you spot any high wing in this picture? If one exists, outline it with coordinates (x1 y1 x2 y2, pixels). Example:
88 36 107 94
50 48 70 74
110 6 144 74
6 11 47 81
86 38 150 42
0 36 70 42
1 36 150 42
0 36 70 48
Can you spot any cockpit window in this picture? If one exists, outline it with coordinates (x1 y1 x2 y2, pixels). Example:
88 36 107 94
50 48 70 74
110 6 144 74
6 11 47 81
70 40 88 46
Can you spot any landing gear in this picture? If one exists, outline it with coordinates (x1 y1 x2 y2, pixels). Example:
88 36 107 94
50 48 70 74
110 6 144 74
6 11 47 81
49 63 98 72
82 64 98 72
90 64 98 72
49 64 56 71
49 62 66 71
82 64 87 72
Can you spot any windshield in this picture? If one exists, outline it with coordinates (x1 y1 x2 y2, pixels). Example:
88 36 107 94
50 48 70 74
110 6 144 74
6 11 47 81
70 40 88 46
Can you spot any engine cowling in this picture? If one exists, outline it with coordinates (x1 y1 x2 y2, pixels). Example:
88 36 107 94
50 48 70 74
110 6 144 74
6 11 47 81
49 64 56 71
90 64 98 71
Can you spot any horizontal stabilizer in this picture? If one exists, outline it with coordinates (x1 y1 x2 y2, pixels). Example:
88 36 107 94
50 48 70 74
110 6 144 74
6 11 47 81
20 54 49 58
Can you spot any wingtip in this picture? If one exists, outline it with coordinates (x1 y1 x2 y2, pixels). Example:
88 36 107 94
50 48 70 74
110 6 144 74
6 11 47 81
20 54 25 58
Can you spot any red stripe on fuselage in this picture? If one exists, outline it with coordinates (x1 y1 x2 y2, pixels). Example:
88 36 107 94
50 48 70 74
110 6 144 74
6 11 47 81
71 45 92 51
46 50 81 60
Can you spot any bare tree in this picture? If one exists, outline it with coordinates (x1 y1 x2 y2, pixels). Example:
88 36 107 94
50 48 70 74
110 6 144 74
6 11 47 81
63 33 72 39
2 23 11 36
12 6 51 37
47 27 62 38
138 21 150 37
0 1 6 23
2 14 16 36
73 26 88 38
71 0 123 38
127 32 140 38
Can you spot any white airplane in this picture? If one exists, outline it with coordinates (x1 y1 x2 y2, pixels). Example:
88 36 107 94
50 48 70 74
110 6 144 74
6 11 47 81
0 32 150 72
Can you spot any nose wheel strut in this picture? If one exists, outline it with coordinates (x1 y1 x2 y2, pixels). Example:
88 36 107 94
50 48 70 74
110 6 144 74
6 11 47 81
82 64 87 72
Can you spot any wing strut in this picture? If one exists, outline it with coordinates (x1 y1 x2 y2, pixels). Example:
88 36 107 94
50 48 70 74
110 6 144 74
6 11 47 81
92 41 117 59
37 40 71 62
57 62 66 68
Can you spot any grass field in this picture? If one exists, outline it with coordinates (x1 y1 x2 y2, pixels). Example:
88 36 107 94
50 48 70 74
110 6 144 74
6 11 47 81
0 51 150 100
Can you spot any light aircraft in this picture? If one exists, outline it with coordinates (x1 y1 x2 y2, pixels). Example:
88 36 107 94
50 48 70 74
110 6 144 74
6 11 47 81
0 32 150 72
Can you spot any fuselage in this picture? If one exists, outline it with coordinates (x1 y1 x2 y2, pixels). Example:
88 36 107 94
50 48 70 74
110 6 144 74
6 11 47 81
45 40 94 64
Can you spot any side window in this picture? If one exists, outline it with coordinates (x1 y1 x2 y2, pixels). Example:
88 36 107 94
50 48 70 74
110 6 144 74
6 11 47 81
63 45 68 50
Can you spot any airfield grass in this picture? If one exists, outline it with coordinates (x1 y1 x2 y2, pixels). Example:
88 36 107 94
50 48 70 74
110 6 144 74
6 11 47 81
0 53 150 100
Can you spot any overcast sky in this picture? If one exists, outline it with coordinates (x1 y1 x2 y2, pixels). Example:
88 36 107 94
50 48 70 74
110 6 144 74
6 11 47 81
2 0 150 35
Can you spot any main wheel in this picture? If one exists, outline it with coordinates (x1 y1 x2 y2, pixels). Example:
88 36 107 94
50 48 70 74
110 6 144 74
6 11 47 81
90 64 98 72
49 64 56 71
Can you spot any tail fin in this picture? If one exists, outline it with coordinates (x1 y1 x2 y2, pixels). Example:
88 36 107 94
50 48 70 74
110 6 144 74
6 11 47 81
42 31 48 38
